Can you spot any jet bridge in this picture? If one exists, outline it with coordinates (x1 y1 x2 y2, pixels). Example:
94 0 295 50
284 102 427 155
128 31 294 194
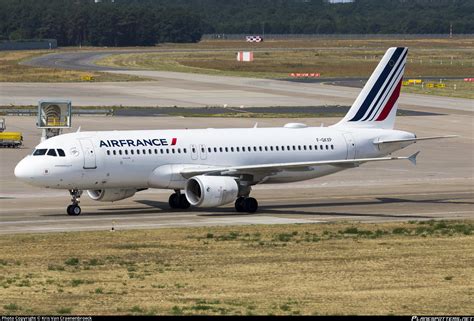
37 100 72 141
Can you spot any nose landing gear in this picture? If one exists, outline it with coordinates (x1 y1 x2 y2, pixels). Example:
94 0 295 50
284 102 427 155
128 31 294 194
67 189 83 216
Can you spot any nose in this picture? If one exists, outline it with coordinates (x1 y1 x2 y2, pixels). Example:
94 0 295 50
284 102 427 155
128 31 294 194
14 157 36 182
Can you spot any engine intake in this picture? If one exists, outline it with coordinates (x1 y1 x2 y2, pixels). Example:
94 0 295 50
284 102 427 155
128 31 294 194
185 176 239 208
87 189 136 202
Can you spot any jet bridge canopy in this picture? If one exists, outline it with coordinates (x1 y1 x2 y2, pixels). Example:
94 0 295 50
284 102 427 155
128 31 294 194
37 100 72 141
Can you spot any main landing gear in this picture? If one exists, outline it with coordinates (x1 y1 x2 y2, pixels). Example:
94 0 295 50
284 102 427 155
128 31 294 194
169 190 190 210
235 197 258 213
67 189 83 216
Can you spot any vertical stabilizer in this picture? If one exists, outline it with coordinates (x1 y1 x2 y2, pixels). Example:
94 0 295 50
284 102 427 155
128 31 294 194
333 47 408 129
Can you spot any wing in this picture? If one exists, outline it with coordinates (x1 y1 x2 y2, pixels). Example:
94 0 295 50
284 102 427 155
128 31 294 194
180 152 420 179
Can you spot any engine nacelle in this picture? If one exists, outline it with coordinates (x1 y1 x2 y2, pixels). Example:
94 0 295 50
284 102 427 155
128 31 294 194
185 176 239 208
87 189 136 202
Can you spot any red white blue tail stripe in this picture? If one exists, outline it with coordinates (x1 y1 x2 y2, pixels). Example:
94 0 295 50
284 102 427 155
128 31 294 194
335 47 408 130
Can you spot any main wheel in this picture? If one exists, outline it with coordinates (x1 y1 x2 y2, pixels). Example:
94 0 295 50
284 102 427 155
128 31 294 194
67 205 81 216
244 197 258 213
168 193 180 209
235 197 246 212
178 194 190 209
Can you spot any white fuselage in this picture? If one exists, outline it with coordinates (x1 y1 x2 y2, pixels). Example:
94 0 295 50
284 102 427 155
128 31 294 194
14 125 415 190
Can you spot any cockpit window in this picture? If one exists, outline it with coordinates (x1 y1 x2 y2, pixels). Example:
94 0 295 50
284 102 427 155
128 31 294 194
33 149 47 156
47 149 57 157
57 149 66 157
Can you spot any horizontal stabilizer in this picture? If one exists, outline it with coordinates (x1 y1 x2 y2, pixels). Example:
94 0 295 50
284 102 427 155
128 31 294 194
408 151 420 166
373 135 458 145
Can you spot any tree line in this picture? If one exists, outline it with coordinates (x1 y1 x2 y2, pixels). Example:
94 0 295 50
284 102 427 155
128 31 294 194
0 0 472 47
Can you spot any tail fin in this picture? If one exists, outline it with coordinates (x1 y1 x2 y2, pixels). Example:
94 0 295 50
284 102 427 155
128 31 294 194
334 47 408 129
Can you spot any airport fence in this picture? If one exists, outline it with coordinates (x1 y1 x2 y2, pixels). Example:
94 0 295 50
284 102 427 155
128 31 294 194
203 34 474 41
0 39 57 51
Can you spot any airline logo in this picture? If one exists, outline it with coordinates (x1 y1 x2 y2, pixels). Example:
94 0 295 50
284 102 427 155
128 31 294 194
349 47 407 122
100 138 177 148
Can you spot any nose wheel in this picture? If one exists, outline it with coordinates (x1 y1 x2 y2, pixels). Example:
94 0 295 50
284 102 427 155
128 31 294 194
67 189 83 216
235 197 258 213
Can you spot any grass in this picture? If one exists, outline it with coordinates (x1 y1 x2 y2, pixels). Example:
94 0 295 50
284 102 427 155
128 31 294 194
0 50 143 82
0 220 472 315
97 38 474 80
401 80 473 99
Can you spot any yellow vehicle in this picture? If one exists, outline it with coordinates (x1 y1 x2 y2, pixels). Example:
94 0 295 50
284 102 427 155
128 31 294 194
0 118 23 148
0 131 23 148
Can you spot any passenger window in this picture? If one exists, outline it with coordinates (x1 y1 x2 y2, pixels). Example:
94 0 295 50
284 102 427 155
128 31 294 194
231 147 234 152
107 150 110 156
119 150 122 155
155 149 158 154
143 149 146 154
219 147 223 152
57 149 66 157
214 147 217 152
125 150 128 155
160 149 164 154
178 149 181 154
326 145 329 150
33 149 47 156
236 147 240 152
303 146 307 151
298 146 301 151
315 145 318 150
253 147 257 152
276 146 279 151
172 149 175 154
137 150 140 155
148 149 152 154
192 148 196 153
47 149 57 157
208 147 211 153
166 149 170 154
183 148 187 153
292 146 296 151
225 147 229 152
131 150 134 155
331 145 334 150
309 145 312 150
259 147 263 152
113 150 117 155
320 145 323 150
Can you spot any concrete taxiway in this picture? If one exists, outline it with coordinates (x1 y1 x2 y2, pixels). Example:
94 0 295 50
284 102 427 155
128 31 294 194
1 51 472 111
0 113 472 234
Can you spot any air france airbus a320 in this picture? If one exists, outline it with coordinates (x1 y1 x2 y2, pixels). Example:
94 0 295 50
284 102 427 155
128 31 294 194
15 47 454 216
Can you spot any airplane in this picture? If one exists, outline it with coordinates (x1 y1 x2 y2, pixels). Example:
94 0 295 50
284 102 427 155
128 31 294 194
14 47 455 216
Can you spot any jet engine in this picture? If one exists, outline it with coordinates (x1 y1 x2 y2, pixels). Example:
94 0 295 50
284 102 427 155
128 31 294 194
185 176 239 208
87 189 136 202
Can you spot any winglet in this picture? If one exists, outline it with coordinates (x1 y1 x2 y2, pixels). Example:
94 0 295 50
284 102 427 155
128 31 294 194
408 151 420 166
